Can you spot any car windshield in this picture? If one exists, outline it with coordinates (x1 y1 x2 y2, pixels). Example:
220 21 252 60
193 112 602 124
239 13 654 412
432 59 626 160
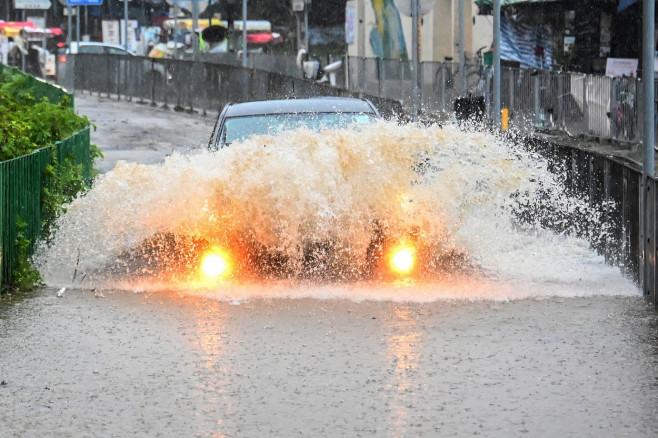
222 112 376 144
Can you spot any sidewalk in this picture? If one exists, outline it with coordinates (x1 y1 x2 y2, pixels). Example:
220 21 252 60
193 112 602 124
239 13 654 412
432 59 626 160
74 92 217 173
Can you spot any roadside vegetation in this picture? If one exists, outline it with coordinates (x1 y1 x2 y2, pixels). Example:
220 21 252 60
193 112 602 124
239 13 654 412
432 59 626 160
0 67 101 292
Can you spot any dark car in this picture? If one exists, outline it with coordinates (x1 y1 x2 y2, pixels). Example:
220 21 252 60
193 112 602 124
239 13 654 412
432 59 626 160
208 97 381 150
116 98 456 283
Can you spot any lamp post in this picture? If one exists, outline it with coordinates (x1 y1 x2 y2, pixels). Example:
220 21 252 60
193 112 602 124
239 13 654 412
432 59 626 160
492 0 501 129
242 0 247 67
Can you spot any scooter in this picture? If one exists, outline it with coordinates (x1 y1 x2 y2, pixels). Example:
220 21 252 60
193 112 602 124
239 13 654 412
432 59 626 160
296 49 342 86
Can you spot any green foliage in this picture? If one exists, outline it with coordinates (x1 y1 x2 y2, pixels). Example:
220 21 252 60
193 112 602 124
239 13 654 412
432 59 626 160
0 69 89 161
0 69 100 292
41 152 88 242
9 218 44 292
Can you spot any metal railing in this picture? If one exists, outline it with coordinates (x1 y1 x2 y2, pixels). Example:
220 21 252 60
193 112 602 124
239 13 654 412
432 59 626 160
57 54 401 119
0 127 91 288
346 57 656 146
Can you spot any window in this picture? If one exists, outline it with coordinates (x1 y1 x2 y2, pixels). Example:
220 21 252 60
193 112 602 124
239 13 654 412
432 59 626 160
106 47 131 56
78 45 105 55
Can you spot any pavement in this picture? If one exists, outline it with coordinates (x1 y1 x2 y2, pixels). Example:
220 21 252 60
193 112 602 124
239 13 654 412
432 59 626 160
74 92 217 173
1 91 657 438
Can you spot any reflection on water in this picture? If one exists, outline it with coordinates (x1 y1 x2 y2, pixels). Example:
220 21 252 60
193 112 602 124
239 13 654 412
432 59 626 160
186 295 231 438
385 306 422 437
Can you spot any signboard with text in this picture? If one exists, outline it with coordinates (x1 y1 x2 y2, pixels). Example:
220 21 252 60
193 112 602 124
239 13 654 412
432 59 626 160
67 0 102 5
14 0 51 9
605 58 638 78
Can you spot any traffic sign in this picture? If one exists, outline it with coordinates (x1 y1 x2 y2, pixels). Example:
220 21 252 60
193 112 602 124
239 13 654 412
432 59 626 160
14 0 51 9
292 0 304 11
66 0 102 5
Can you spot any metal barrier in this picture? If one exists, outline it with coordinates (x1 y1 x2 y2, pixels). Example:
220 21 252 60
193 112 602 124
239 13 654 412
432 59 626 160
0 127 91 288
346 57 657 146
526 137 656 306
59 54 402 119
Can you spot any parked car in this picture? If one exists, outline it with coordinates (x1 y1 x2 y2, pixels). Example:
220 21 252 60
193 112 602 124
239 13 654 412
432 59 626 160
208 97 381 149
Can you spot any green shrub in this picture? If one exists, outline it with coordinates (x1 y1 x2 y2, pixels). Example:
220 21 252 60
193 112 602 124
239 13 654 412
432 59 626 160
1 68 100 291
0 69 89 161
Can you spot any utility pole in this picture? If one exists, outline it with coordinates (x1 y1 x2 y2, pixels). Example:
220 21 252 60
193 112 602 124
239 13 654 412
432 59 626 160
411 0 418 121
304 0 311 50
242 0 247 67
642 0 655 178
458 0 465 97
123 0 128 50
492 0 501 129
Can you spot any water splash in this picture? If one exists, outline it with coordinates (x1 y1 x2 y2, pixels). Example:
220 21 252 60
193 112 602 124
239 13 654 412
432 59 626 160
34 121 639 300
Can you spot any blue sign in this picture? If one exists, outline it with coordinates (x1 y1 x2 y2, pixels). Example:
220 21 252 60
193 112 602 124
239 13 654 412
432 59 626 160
67 0 102 5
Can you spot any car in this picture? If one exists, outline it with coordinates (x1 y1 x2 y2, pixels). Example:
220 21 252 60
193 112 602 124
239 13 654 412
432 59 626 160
116 97 461 283
208 97 381 150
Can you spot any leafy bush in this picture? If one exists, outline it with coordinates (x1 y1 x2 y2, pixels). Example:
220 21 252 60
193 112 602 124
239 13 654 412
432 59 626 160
0 68 100 291
0 68 89 161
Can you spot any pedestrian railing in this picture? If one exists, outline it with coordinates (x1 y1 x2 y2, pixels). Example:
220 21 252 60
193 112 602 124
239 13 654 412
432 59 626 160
57 54 402 119
345 57 656 146
0 127 91 288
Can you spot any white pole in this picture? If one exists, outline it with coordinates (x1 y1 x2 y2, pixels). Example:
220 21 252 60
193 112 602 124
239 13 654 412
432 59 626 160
76 6 80 45
123 0 128 50
458 0 465 97
192 0 199 57
411 0 418 122
42 9 47 78
67 4 72 47
304 3 309 50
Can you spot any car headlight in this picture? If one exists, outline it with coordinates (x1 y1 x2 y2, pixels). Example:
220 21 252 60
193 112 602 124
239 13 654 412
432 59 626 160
387 243 417 276
200 246 233 280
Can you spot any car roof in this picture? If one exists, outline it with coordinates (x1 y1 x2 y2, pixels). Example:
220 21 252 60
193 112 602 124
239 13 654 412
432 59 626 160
67 42 136 53
222 97 380 118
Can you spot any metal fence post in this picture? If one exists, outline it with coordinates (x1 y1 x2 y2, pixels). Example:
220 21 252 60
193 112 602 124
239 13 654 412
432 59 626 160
441 63 446 113
583 74 589 132
377 57 383 97
534 73 541 126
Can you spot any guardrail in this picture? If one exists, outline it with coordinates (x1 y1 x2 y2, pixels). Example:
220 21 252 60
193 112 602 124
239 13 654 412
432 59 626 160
346 57 657 146
57 54 402 119
0 127 91 288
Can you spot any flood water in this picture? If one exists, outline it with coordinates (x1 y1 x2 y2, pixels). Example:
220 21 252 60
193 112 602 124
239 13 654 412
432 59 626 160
2 120 658 436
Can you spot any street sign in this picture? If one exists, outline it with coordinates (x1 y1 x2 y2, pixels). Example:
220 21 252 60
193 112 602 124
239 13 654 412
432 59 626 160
66 0 102 5
14 0 51 9
292 0 304 11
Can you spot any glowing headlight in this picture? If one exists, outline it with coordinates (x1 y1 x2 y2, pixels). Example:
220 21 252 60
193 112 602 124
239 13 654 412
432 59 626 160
389 244 416 275
200 247 232 279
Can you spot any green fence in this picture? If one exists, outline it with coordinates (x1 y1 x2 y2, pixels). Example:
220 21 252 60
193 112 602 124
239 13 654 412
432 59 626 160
0 127 91 289
0 63 73 107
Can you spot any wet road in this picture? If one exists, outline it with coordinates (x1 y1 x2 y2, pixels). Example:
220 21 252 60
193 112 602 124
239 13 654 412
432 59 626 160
2 94 658 437
1 289 657 437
